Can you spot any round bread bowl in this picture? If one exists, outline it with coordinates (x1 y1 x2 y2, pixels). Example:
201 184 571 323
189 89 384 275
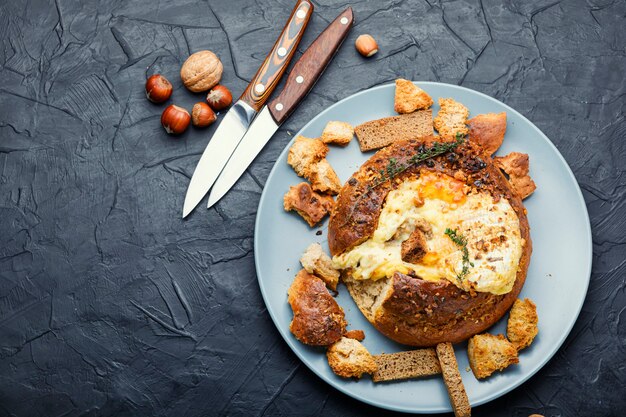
328 137 532 346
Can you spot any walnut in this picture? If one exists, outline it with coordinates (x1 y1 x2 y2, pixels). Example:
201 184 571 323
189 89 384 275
180 50 223 92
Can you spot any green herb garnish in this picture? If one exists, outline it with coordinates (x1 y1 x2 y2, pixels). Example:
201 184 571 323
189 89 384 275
444 227 474 282
340 133 465 227
367 133 465 191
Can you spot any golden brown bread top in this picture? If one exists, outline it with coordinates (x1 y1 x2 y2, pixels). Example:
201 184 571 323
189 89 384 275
331 137 532 346
329 136 528 257
288 270 346 346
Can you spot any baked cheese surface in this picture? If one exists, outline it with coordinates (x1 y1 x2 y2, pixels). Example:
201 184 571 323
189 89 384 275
332 172 523 295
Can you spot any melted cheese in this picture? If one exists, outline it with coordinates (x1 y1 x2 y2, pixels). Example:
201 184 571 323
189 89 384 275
332 173 524 295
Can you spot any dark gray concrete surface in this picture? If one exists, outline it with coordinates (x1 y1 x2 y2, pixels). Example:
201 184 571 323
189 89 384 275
0 0 624 416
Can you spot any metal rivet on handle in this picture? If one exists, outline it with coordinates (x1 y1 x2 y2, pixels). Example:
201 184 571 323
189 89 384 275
296 76 304 84
277 47 287 57
255 84 265 94
340 17 348 25
275 103 283 111
296 9 306 19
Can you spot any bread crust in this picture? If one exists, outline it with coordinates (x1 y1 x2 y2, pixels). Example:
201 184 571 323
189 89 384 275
329 137 532 346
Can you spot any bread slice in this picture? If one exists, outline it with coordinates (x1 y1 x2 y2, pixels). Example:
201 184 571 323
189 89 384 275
433 98 469 140
494 152 536 199
283 183 334 227
321 121 354 146
300 243 340 291
354 110 433 152
507 298 538 350
467 333 519 379
436 343 471 417
372 348 441 382
394 79 433 114
288 270 346 346
327 337 377 378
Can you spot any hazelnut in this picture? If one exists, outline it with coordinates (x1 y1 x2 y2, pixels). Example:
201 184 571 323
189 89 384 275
161 105 190 135
145 74 173 103
191 102 217 128
180 50 223 92
355 34 378 57
206 85 233 111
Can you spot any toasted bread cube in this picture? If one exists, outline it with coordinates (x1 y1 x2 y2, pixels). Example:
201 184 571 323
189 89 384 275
300 243 340 291
321 121 354 146
507 298 538 350
468 112 507 155
288 270 346 346
309 159 342 195
283 183 334 227
467 334 519 379
343 329 366 341
434 98 470 140
494 152 536 199
287 136 328 177
401 227 428 264
394 79 434 114
327 337 377 378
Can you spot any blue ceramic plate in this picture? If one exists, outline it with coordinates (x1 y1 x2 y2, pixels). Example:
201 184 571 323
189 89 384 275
254 82 592 413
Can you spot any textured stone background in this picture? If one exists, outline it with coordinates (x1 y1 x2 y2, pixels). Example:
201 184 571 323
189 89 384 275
0 0 624 416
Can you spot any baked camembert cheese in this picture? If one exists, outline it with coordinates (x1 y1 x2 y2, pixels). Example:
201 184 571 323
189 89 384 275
332 171 523 295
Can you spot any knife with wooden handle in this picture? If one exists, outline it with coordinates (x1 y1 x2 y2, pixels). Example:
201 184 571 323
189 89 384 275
206 7 354 208
182 0 313 218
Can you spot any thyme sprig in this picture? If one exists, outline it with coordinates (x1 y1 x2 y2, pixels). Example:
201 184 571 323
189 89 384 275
340 133 465 227
444 227 474 283
367 133 465 191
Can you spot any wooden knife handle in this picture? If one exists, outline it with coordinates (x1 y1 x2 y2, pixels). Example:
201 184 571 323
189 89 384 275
268 8 353 125
239 0 313 112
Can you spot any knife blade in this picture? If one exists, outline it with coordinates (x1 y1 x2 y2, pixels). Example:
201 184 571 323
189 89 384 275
206 7 354 209
182 0 313 218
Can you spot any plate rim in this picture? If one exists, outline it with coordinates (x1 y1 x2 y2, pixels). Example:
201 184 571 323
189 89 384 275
253 81 592 413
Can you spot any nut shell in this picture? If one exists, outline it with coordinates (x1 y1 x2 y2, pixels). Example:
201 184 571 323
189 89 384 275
145 74 173 103
355 34 378 57
161 105 191 135
191 102 216 128
180 50 223 92
206 85 233 111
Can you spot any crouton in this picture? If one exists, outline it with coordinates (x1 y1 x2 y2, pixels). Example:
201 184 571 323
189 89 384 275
288 270 347 346
287 136 328 177
494 152 536 199
401 227 428 264
434 98 469 140
355 110 433 152
507 298 538 350
321 121 354 146
467 334 519 379
283 183 334 227
394 79 434 114
468 112 507 155
372 348 441 382
309 159 342 195
327 337 377 378
436 343 471 417
300 243 340 291
343 329 365 341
